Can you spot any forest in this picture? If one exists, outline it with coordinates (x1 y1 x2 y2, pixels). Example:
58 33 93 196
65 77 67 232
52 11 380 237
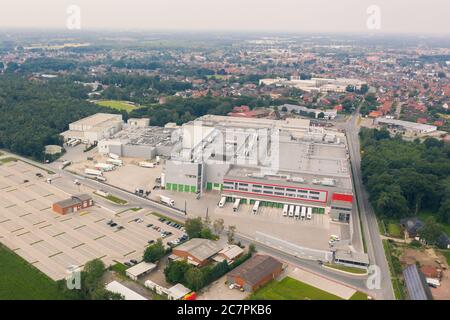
360 128 450 223
0 75 113 160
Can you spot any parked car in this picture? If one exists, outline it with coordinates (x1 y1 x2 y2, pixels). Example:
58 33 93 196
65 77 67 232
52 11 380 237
110 223 118 227
130 259 138 265
124 262 132 267
117 225 125 230
147 240 155 245
146 224 153 228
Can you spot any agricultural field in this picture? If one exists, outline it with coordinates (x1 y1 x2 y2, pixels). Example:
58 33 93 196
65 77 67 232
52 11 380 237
250 277 361 300
93 100 139 112
250 277 341 300
0 244 66 300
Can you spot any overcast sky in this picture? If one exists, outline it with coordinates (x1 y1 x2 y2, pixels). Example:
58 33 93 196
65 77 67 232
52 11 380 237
0 0 449 34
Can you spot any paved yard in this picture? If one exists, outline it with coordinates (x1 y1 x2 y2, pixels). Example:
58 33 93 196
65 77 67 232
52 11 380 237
0 160 183 281
198 275 248 300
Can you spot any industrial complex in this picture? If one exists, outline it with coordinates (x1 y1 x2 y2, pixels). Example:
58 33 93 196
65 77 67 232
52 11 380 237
58 112 367 268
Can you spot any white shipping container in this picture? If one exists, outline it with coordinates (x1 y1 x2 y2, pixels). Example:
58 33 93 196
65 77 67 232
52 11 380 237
107 158 123 166
252 201 260 214
233 198 241 212
85 168 103 176
95 163 114 171
139 162 155 168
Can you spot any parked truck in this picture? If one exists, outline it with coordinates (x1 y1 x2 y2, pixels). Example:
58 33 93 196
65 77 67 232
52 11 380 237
159 195 175 207
109 153 120 160
95 163 115 171
107 158 123 166
85 168 103 176
138 161 155 168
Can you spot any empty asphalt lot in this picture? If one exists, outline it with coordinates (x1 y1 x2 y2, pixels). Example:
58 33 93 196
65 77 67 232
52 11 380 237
0 159 183 280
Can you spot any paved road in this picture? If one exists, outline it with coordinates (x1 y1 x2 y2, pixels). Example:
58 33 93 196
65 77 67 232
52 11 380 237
0 149 379 298
343 112 395 300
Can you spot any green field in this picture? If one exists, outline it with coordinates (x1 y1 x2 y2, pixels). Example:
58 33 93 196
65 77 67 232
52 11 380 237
250 277 342 300
0 244 66 300
93 100 139 112
250 277 368 301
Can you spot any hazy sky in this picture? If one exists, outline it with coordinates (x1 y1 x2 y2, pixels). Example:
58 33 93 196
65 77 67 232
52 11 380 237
0 0 449 34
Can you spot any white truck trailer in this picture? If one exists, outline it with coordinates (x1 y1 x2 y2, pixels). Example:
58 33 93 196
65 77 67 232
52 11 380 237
295 206 300 219
159 195 175 207
138 162 155 168
301 206 306 220
233 198 241 212
288 205 294 217
307 207 313 220
95 163 115 172
252 201 260 214
85 168 103 176
218 197 226 208
107 158 123 166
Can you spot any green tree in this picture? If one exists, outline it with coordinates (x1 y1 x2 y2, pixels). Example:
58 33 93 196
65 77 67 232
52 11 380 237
143 238 165 263
164 261 191 284
420 218 443 245
91 287 124 300
185 217 203 238
227 225 237 244
82 259 106 297
200 227 215 240
184 268 204 291
213 218 225 235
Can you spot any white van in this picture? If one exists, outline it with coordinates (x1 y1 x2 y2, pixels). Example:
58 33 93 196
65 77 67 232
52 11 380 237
301 206 306 220
307 207 312 220
252 201 260 214
233 198 241 212
282 204 288 216
218 197 226 208
288 205 294 217
294 206 300 219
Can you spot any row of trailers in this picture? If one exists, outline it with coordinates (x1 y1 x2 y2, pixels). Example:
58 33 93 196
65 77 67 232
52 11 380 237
218 196 313 219
283 204 312 220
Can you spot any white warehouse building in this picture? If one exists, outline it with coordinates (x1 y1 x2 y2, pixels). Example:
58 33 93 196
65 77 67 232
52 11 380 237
61 113 124 145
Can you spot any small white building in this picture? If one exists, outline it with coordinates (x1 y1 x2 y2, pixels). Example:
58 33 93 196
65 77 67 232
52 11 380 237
126 262 157 281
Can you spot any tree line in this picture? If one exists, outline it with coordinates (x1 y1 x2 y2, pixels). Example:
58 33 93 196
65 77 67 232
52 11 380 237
0 75 116 160
360 128 450 223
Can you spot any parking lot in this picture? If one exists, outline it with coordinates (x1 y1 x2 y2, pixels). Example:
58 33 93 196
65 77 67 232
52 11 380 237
0 160 185 280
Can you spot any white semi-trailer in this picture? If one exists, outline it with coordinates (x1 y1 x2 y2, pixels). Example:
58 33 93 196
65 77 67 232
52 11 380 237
233 198 241 212
307 207 313 220
159 195 175 207
138 162 155 168
95 163 114 171
301 206 306 220
85 168 103 176
252 201 260 214
107 158 123 166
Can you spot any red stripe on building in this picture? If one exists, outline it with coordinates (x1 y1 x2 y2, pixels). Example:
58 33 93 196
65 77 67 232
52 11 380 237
332 193 353 203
